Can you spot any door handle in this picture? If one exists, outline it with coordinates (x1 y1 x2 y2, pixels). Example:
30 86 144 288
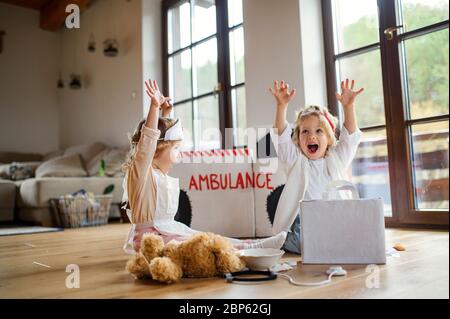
213 82 223 98
384 25 403 41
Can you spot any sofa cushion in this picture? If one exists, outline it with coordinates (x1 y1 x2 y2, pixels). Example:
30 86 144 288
85 148 109 176
18 177 124 207
100 148 127 177
42 149 64 162
36 154 87 178
85 148 127 177
64 142 106 171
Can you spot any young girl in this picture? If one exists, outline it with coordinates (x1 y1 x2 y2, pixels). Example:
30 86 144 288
269 79 364 254
122 79 287 254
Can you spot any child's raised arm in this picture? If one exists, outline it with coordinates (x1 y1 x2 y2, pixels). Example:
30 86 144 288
127 80 169 223
269 80 299 167
335 79 364 134
136 79 171 163
332 79 364 169
269 80 297 136
146 80 173 118
144 80 170 128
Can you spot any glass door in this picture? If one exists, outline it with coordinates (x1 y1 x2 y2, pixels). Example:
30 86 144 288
327 0 394 219
380 0 448 225
323 0 448 226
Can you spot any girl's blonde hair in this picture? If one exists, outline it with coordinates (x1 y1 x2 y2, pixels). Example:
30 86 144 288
292 105 339 153
122 117 180 172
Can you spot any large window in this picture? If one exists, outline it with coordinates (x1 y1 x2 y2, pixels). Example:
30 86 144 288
162 0 246 151
323 0 449 227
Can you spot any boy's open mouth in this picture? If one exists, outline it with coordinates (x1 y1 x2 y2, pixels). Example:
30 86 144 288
307 144 319 154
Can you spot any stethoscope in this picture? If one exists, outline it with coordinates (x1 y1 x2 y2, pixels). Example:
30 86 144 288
224 266 347 285
224 269 277 283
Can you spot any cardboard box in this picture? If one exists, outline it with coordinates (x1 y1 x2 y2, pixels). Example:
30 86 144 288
171 149 254 237
252 160 287 237
171 148 289 238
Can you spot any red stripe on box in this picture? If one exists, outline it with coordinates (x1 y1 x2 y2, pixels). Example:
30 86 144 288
177 149 252 158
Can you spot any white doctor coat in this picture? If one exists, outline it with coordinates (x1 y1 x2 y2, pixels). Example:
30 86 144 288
270 123 362 234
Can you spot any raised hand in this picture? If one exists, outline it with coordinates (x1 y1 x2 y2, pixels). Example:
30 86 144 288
145 79 170 110
145 79 161 109
269 80 297 109
335 79 364 108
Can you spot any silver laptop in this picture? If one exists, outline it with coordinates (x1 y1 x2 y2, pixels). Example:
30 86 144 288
299 198 387 265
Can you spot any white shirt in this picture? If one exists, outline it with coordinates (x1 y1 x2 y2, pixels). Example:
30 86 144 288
273 122 362 222
304 158 331 200
276 122 362 175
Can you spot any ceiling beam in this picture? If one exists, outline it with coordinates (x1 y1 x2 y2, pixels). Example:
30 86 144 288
39 0 91 31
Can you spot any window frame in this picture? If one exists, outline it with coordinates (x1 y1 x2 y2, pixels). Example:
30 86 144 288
322 0 449 228
162 0 246 150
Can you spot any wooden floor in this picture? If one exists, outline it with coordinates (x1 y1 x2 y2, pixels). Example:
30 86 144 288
0 223 448 299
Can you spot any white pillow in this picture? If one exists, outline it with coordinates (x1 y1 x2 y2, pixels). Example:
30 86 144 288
85 148 109 176
104 148 127 177
64 142 106 169
42 150 64 162
36 154 88 178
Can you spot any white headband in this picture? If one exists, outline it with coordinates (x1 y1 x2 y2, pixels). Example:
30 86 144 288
159 119 184 141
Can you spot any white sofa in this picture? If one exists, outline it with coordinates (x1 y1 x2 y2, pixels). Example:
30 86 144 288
17 177 124 226
0 144 127 226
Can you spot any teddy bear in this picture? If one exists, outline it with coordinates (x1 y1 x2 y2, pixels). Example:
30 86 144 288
125 232 246 283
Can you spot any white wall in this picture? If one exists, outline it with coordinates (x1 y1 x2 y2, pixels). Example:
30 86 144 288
59 0 147 149
1 0 325 153
0 3 60 154
0 0 163 153
243 0 327 130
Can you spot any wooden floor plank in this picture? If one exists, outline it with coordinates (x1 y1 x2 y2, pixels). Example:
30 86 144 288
0 223 448 299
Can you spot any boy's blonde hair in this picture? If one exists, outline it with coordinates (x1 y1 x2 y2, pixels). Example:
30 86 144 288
292 105 339 152
122 117 180 172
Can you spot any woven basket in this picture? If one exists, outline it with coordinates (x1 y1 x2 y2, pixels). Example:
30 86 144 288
49 195 112 228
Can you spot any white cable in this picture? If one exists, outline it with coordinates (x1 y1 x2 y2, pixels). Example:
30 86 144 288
278 271 339 287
